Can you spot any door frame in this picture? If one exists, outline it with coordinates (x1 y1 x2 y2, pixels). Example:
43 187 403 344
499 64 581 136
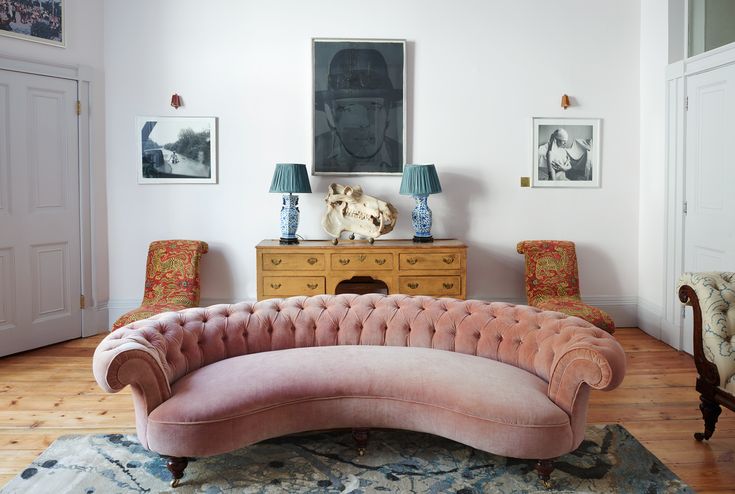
0 54 107 337
664 42 735 351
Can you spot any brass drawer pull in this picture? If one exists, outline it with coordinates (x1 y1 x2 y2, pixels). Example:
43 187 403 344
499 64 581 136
270 258 282 266
270 283 281 289
307 257 318 265
306 283 318 290
358 255 366 262
374 258 386 265
443 282 454 289
406 257 418 265
339 258 350 265
442 256 455 264
407 282 419 289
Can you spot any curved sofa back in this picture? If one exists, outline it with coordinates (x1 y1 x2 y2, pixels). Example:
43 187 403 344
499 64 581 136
104 294 613 386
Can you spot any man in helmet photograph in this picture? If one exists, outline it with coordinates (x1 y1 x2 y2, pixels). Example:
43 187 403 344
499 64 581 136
313 41 405 175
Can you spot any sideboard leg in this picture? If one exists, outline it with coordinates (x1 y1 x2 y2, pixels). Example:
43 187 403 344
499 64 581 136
352 428 370 456
535 458 555 489
166 456 189 488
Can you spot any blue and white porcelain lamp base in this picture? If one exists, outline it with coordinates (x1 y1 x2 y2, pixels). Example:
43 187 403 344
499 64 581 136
279 193 300 245
411 195 434 243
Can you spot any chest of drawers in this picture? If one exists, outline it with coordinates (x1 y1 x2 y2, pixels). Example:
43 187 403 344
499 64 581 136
256 239 467 301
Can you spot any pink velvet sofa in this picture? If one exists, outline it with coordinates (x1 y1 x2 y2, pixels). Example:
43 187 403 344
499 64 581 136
93 294 626 488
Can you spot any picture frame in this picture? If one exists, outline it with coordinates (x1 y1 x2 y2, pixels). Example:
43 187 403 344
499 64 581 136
136 116 217 184
0 0 64 47
531 117 601 188
312 38 406 176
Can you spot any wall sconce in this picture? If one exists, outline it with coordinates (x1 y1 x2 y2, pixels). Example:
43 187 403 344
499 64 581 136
561 94 571 109
170 93 183 109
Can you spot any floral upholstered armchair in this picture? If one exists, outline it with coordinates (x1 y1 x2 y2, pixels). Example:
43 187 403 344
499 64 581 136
516 240 615 334
678 272 735 441
112 240 209 330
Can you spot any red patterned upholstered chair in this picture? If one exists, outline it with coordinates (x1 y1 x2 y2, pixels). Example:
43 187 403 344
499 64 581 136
516 240 615 334
111 240 208 330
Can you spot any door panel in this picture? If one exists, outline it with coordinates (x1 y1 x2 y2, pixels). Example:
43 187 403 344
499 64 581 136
0 70 80 357
683 64 735 355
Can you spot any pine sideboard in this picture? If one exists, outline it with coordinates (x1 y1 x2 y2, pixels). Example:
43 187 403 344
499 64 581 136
256 239 467 301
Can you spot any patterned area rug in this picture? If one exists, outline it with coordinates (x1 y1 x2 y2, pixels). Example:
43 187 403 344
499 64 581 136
1 425 692 493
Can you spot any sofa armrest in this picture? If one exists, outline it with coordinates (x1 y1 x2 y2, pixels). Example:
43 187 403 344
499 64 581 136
546 333 626 416
93 332 172 415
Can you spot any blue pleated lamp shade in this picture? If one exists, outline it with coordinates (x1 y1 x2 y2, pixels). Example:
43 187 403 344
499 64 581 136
399 164 442 195
269 163 312 193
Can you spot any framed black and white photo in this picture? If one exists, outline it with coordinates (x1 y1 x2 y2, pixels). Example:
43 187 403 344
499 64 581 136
0 0 64 47
312 38 406 176
532 117 601 188
136 116 217 184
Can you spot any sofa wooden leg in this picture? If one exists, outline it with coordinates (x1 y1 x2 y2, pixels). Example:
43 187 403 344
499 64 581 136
695 396 722 441
166 456 189 488
535 459 555 489
352 428 370 456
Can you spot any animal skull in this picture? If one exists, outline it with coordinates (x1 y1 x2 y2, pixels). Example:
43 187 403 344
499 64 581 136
322 184 398 241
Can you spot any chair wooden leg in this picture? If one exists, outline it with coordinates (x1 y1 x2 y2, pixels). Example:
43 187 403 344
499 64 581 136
352 428 370 456
166 456 189 488
694 396 722 441
535 459 555 489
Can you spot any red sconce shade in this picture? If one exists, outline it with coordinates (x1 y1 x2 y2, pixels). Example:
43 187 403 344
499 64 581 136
170 93 183 109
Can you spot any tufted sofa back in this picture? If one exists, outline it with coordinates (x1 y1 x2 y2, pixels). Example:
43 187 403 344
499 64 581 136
679 272 735 392
102 293 615 387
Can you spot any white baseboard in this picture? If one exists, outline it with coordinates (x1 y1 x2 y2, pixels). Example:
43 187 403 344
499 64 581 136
82 302 109 337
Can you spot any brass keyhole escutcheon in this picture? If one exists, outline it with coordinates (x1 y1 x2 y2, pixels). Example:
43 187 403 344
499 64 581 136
339 258 350 265
270 283 281 289
406 258 418 265
442 256 455 264
407 282 419 289
374 258 386 265
307 283 318 290
271 259 282 266
443 282 454 289
307 257 318 265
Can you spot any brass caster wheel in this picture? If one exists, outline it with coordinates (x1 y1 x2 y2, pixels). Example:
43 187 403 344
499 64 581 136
170 478 180 488
357 448 366 456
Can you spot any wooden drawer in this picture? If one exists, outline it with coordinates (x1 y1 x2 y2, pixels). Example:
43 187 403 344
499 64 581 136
262 253 325 271
399 252 460 270
263 276 326 297
330 253 394 271
398 276 461 297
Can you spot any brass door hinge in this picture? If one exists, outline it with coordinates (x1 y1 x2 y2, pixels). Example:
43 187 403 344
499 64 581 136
80 294 86 310
76 100 81 115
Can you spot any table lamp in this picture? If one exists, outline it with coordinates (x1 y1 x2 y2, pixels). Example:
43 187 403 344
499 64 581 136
399 164 442 243
269 163 312 244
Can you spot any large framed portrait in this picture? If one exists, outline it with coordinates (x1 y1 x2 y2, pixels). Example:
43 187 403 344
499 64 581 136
136 116 217 184
532 117 601 188
312 38 406 176
0 0 64 47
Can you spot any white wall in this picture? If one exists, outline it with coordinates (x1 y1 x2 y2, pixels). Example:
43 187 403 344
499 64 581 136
0 0 108 330
105 0 641 325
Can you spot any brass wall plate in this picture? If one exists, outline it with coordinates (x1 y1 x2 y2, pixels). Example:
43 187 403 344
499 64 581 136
520 177 530 187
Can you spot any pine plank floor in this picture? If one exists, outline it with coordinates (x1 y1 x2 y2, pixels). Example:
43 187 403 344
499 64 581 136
0 328 733 492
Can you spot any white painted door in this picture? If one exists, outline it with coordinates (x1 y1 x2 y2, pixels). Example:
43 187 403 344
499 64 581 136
0 69 81 357
682 63 735 354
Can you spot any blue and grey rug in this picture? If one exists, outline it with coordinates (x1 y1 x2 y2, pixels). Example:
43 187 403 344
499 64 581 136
1 425 691 493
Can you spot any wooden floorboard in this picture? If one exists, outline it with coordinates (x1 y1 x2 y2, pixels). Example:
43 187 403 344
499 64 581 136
0 328 733 491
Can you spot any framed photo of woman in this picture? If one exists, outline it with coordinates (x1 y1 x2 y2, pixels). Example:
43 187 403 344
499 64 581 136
532 117 601 188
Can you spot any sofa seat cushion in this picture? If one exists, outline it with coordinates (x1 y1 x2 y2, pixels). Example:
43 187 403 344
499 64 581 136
146 345 573 459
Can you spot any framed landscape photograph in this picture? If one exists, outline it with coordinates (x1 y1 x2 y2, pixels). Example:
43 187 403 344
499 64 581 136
0 0 64 47
312 38 406 176
136 116 217 184
532 117 601 188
